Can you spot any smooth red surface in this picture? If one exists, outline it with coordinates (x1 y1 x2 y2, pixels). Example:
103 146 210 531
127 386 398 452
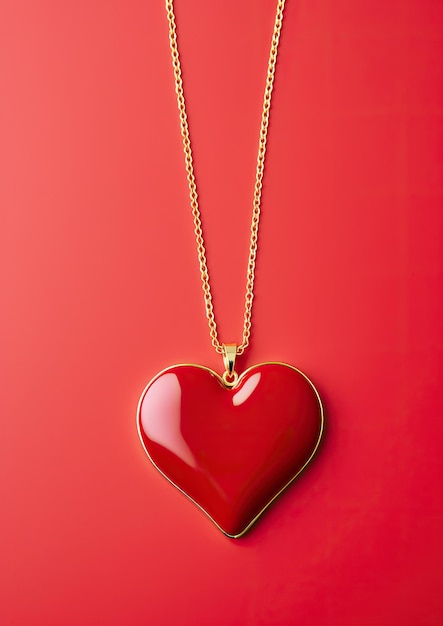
1 1 443 625
138 364 323 536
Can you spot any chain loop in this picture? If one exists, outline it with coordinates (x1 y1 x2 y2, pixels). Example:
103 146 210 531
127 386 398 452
165 0 286 356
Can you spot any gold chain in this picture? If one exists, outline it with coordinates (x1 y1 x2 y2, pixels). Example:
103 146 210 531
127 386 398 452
165 0 286 356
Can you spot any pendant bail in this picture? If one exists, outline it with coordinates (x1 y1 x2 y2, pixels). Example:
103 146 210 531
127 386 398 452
222 344 237 376
222 344 238 387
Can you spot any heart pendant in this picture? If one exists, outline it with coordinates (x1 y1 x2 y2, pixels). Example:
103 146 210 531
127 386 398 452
137 362 324 538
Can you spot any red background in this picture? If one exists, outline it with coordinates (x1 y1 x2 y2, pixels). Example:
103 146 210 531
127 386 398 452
1 1 442 624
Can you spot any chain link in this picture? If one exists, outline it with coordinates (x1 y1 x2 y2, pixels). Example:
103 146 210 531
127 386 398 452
165 0 286 356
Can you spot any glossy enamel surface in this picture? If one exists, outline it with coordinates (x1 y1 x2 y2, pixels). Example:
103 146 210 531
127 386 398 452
137 363 324 537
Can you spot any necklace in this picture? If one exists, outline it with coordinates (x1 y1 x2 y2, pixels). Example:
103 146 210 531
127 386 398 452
137 0 324 538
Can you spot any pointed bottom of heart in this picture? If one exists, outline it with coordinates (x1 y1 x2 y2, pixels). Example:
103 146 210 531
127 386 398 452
137 362 324 538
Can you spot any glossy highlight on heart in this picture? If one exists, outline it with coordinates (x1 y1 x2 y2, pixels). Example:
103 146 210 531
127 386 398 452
137 362 324 538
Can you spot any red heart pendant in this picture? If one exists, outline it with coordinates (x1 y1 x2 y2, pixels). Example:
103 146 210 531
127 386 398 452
137 362 324 537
